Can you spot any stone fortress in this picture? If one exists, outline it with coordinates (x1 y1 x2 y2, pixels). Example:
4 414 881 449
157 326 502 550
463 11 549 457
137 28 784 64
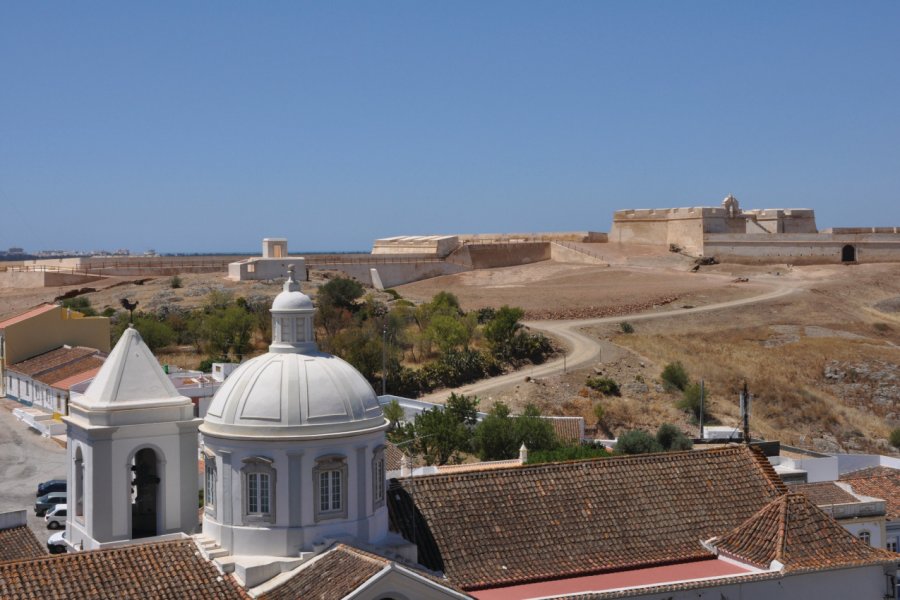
610 195 900 264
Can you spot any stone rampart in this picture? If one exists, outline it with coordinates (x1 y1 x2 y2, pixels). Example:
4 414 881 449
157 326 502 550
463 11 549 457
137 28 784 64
316 261 467 288
0 271 103 288
455 242 551 269
704 233 900 264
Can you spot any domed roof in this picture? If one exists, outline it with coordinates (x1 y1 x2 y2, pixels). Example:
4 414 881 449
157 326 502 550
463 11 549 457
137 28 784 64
200 352 385 439
271 264 314 311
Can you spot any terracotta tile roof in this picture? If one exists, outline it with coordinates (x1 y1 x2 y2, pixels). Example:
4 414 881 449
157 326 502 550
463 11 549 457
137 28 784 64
546 417 585 444
260 545 384 600
385 441 405 472
791 481 860 506
0 539 248 599
0 304 57 329
388 445 787 590
841 473 900 521
37 356 105 386
0 525 46 564
260 544 464 600
713 493 899 573
840 465 900 480
9 346 100 378
50 365 103 392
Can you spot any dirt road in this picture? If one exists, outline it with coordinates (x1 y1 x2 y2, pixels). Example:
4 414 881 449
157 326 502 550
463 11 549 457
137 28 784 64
420 284 796 404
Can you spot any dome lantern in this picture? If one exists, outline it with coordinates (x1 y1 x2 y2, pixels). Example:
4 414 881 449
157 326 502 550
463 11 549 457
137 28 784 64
269 264 316 354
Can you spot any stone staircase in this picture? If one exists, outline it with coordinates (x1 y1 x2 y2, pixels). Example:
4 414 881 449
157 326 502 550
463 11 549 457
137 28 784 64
193 534 230 562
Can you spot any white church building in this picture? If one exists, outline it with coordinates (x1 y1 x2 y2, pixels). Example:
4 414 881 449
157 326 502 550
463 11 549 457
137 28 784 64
12 267 891 600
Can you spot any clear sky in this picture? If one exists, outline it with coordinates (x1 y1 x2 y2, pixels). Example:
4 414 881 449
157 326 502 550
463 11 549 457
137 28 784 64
2 2 899 254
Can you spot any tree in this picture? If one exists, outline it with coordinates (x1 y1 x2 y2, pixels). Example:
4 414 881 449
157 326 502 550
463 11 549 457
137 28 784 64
319 277 365 312
678 382 710 423
445 393 479 426
890 428 900 449
383 399 405 430
661 361 690 392
616 430 663 455
411 406 472 466
656 423 693 451
513 404 558 454
483 306 524 358
427 314 470 354
473 402 518 460
132 316 176 352
61 296 97 317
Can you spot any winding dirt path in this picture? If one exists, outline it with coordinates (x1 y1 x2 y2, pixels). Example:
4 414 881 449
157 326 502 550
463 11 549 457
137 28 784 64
420 284 796 403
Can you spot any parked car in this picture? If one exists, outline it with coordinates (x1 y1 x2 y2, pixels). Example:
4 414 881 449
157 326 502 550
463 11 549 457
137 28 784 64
45 504 67 529
36 479 66 497
35 492 67 517
47 530 67 554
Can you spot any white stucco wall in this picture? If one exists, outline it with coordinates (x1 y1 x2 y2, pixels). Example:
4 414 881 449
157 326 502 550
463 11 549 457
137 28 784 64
202 427 389 557
614 565 895 600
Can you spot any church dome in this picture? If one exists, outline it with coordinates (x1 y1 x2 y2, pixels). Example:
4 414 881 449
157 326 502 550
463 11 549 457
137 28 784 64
200 267 386 439
200 352 385 438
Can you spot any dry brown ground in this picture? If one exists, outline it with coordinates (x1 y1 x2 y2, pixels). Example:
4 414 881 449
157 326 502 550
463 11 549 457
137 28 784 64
4 255 899 454
395 260 770 319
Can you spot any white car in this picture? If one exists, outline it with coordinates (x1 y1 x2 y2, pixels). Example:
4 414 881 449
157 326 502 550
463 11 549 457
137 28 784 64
44 504 67 529
47 530 67 554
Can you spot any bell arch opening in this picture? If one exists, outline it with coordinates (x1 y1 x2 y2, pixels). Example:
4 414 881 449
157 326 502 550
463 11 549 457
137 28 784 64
131 448 161 539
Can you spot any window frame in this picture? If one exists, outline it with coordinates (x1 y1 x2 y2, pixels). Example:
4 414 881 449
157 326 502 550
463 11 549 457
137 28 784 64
372 445 386 509
241 456 276 525
859 530 872 545
313 455 348 522
204 453 217 516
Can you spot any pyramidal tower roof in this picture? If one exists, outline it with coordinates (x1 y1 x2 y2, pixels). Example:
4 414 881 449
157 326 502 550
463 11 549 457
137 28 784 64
73 325 190 410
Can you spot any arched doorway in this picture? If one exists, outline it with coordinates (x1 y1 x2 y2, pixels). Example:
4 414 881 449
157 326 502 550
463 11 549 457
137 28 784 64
131 448 161 538
842 245 857 262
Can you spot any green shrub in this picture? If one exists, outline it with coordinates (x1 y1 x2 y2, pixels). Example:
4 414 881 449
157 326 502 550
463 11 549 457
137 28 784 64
890 428 900 449
61 296 97 317
661 361 690 392
616 430 663 455
169 275 183 289
382 288 402 300
586 376 621 396
656 423 693 451
592 402 604 425
527 445 610 464
677 382 710 423
619 322 635 334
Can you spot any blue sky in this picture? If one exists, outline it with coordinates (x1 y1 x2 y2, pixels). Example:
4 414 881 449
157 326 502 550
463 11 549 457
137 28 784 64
2 2 898 253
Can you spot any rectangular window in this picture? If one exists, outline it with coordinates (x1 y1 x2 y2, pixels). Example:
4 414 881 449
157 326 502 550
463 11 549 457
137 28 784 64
888 539 898 553
248 473 259 513
319 470 342 512
374 458 385 503
259 473 270 514
205 461 216 508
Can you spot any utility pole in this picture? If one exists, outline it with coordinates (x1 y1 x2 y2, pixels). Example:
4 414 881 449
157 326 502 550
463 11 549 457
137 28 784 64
698 379 704 441
381 324 387 395
740 381 751 444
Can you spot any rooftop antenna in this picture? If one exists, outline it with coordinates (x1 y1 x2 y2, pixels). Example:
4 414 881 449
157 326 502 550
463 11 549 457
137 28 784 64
739 381 751 444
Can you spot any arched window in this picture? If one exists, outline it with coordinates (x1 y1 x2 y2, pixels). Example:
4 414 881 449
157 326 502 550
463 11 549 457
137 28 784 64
314 455 348 521
859 530 871 545
241 456 276 524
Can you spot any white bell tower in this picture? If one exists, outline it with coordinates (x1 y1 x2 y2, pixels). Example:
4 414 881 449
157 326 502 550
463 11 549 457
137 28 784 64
63 326 201 550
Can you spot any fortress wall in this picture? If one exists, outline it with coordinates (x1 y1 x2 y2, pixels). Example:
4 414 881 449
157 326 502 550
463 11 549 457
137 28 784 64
0 271 102 288
458 231 604 243
665 218 706 255
461 242 551 269
314 261 468 288
609 219 669 245
704 233 900 264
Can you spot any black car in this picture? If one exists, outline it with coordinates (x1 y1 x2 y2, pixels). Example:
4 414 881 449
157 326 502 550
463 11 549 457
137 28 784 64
36 479 66 497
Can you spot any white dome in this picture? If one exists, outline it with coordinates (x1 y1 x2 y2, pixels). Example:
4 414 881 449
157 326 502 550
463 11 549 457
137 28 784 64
272 288 313 311
200 351 386 439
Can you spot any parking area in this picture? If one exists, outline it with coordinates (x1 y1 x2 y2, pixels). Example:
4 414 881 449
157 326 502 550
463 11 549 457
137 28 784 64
0 398 67 547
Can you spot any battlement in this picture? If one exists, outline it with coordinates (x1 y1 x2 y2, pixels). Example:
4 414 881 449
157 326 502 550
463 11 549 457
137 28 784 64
613 207 724 221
